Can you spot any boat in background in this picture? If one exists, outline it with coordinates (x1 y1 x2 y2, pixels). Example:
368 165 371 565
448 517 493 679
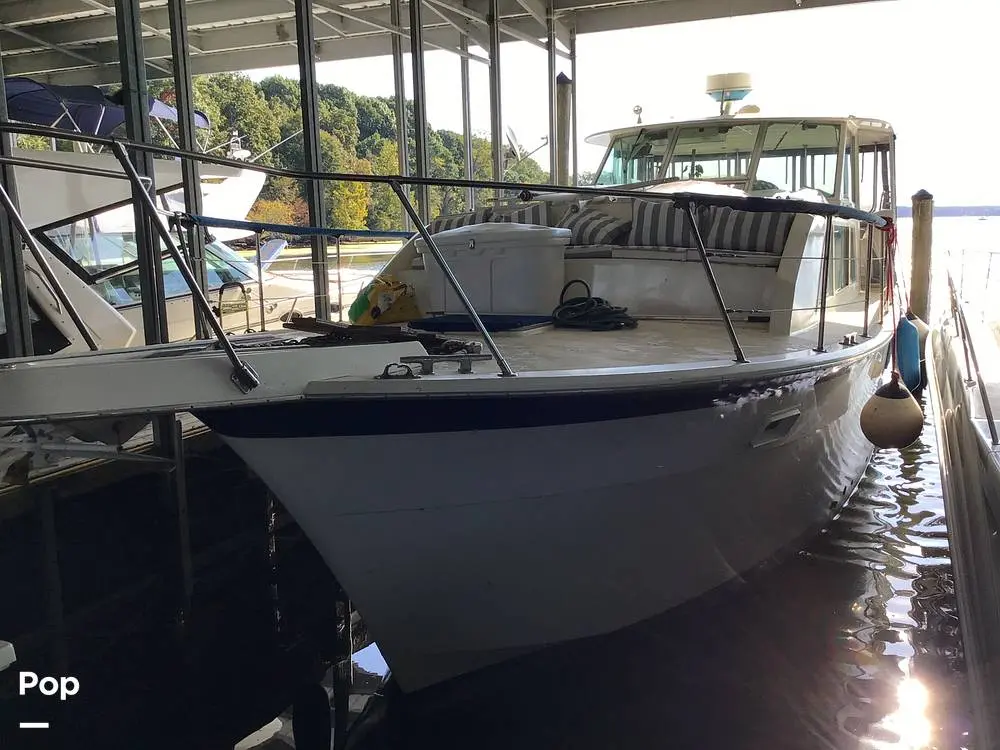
4 76 318 342
0 75 902 693
927 255 1000 749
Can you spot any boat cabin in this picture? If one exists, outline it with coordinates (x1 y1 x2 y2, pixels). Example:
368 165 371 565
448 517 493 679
382 115 896 347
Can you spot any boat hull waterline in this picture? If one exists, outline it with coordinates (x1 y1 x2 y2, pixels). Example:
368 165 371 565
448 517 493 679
198 338 890 692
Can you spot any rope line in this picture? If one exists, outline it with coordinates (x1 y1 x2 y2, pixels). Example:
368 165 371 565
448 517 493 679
551 280 638 331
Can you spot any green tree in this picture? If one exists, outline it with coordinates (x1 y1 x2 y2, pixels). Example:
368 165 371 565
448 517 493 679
247 199 297 238
505 146 549 185
355 96 396 145
321 131 370 229
257 75 300 109
198 73 281 163
367 137 403 230
15 134 50 151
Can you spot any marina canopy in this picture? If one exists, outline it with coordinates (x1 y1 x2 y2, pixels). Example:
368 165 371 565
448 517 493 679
0 0 892 87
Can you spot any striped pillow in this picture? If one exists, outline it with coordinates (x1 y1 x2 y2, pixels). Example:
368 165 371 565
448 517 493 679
627 198 697 247
427 207 492 234
702 206 796 253
491 202 546 225
558 205 632 245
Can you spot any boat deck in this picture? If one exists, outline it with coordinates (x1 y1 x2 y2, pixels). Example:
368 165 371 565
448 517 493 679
456 293 883 373
485 319 808 371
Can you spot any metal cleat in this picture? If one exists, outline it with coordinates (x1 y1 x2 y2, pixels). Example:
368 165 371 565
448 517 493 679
400 353 495 375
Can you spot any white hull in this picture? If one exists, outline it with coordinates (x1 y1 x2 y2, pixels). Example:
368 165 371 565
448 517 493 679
928 316 1000 748
210 342 888 692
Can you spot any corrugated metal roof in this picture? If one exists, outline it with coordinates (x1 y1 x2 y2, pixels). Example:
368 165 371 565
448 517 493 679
0 0 892 86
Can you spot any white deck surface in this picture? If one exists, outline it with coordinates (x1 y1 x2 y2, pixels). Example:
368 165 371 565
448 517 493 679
458 291 881 372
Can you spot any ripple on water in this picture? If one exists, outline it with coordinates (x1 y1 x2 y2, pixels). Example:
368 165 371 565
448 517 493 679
805 395 971 750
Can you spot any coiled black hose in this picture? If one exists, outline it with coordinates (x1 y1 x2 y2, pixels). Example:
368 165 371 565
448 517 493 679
551 279 638 331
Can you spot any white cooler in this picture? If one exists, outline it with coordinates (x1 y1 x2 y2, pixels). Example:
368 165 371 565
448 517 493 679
415 223 570 315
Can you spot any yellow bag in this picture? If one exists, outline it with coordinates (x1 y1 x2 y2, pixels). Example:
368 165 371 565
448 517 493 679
348 274 422 326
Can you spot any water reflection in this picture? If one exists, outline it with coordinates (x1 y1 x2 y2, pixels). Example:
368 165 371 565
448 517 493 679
341 396 970 750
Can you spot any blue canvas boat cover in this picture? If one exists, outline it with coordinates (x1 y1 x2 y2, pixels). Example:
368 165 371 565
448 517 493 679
4 76 210 136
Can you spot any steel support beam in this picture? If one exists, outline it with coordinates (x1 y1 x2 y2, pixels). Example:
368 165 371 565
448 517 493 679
515 0 571 47
488 0 503 181
389 0 410 230
115 0 178 484
409 0 431 224
0 43 33 357
546 2 557 182
423 0 569 58
168 0 210 340
460 33 475 210
115 0 168 347
294 0 331 320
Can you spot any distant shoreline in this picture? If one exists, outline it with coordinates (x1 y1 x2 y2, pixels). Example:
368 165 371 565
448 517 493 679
896 206 1000 218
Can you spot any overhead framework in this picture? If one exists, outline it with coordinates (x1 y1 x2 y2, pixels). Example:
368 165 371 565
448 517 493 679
0 0 891 87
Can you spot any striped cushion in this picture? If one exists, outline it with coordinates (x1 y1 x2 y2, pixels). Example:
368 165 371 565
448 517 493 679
627 198 697 247
558 205 631 245
701 206 796 253
426 207 492 234
584 196 633 223
491 202 546 225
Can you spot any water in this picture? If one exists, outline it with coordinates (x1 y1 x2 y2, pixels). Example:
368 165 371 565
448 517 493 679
239 412 969 750
239 216 993 750
897 216 999 321
328 398 969 750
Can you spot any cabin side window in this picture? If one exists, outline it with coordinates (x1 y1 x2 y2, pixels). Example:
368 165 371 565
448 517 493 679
827 222 856 294
858 144 891 214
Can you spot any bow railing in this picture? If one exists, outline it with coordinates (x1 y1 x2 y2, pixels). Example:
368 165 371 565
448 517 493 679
0 121 892 392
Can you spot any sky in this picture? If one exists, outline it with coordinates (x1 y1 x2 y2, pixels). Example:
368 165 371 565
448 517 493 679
247 0 999 205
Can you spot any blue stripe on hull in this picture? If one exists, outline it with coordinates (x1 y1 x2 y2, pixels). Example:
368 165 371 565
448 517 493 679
195 353 881 439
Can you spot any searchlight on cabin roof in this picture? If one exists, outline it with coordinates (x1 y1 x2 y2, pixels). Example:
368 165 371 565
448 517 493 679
706 72 754 116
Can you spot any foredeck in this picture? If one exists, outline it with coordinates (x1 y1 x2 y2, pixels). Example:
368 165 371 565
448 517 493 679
454 291 884 373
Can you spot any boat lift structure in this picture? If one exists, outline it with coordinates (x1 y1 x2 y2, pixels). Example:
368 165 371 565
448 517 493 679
0 0 896 353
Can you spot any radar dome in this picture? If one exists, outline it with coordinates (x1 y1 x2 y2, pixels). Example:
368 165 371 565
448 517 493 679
706 73 753 115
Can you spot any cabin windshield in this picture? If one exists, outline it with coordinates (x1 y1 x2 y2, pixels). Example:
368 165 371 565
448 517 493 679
591 119 848 197
594 128 672 185
663 123 759 184
754 121 843 197
38 211 256 306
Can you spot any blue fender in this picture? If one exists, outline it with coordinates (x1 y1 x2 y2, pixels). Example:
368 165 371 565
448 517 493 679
895 315 921 391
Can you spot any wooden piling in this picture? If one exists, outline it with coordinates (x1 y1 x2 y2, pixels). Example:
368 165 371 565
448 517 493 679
555 73 572 186
910 189 934 321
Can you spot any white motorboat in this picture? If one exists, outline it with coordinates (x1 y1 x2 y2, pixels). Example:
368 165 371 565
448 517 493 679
927 257 1000 748
0 85 901 691
4 76 318 343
